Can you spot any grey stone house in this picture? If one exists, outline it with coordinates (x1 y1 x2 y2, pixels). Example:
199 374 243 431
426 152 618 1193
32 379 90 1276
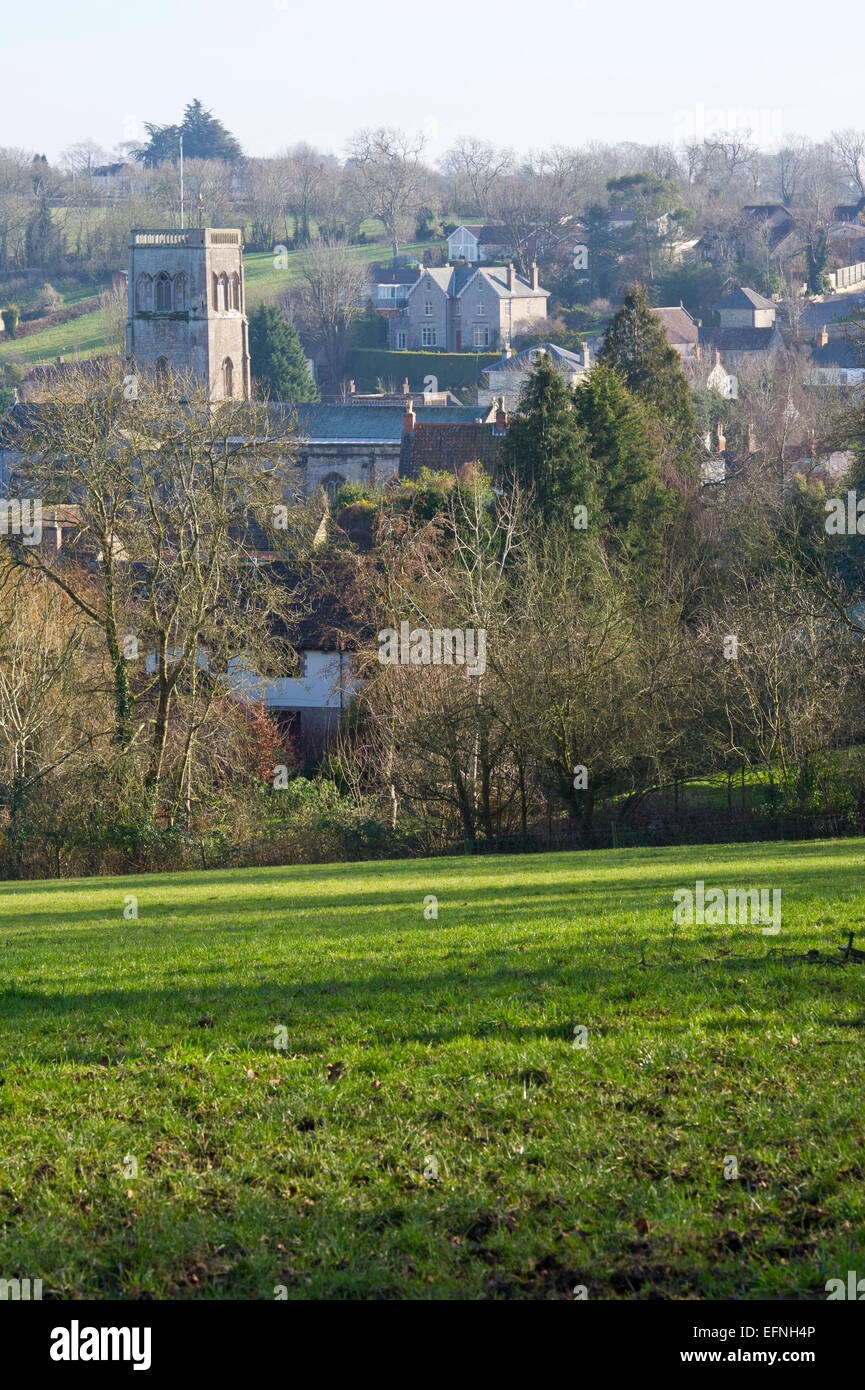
389 263 549 353
700 287 785 363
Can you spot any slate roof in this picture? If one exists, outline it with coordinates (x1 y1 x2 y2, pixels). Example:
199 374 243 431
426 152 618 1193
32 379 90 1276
411 264 546 302
486 343 585 377
449 225 510 242
700 326 779 354
811 339 865 368
267 403 494 443
712 287 776 312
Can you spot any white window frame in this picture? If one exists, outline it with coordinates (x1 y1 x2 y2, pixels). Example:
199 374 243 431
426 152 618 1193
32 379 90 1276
473 325 490 348
422 325 437 347
424 300 433 316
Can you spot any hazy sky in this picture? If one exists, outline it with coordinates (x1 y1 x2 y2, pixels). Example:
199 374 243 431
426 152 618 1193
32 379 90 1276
6 0 865 163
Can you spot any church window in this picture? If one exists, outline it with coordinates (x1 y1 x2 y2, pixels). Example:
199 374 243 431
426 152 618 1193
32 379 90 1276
155 272 172 311
174 272 187 309
217 274 229 311
230 272 241 311
223 357 234 397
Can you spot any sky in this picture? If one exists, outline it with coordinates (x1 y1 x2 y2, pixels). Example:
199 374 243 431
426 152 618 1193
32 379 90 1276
5 0 865 164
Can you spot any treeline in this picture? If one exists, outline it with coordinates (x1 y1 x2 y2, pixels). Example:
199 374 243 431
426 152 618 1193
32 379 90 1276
4 102 865 301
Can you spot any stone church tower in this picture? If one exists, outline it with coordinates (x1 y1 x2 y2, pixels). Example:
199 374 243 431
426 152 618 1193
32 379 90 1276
126 228 251 400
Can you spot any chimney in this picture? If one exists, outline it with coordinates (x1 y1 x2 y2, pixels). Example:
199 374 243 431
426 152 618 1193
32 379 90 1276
582 342 591 368
402 377 410 394
495 403 508 433
817 326 829 347
348 379 355 394
531 261 539 291
507 263 515 291
716 420 726 454
403 405 416 435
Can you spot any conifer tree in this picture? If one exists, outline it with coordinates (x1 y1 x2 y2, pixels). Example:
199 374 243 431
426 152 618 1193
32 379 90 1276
249 304 318 402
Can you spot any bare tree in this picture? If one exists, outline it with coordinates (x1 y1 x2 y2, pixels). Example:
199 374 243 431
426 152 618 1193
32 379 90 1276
440 137 514 219
345 126 428 261
831 128 865 201
298 238 370 380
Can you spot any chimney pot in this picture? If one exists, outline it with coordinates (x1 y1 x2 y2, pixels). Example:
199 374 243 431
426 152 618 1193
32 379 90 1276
403 405 416 435
507 262 515 291
348 379 355 394
531 261 539 291
403 377 410 394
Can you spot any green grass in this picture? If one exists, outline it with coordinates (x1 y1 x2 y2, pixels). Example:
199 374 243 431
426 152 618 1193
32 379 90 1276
0 307 120 367
1 838 863 1300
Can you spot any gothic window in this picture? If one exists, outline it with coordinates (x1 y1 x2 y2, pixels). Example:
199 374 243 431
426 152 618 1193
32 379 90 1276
135 273 152 310
217 273 229 311
155 272 172 311
230 272 240 311
174 272 187 309
223 357 234 398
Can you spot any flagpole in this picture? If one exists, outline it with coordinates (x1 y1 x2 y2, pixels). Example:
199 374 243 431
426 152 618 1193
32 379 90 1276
179 134 184 229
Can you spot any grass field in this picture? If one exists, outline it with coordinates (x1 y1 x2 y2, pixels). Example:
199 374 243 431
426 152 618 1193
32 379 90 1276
1 838 864 1300
0 234 437 369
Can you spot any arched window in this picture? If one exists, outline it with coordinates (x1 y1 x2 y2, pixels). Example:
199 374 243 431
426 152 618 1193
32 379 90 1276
223 357 234 398
155 356 170 380
155 272 172 311
173 272 187 309
320 471 346 506
135 273 152 311
217 273 228 312
230 272 240 311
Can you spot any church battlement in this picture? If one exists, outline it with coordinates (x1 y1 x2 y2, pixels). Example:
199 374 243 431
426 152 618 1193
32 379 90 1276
131 229 242 247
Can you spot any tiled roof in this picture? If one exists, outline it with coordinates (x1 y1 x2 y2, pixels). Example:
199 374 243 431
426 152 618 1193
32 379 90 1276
654 306 700 344
401 422 504 480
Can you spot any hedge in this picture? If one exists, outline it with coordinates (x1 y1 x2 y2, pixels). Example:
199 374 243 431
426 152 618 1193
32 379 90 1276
344 348 501 393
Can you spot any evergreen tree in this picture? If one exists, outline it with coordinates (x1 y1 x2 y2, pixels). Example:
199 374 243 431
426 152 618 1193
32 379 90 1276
135 99 242 166
599 283 697 476
573 364 674 561
248 304 318 402
505 353 595 527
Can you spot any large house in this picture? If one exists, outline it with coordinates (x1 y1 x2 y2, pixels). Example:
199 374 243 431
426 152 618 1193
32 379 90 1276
388 263 549 353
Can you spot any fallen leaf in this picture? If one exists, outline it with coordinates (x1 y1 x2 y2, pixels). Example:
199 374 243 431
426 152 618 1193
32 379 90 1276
635 1217 650 1235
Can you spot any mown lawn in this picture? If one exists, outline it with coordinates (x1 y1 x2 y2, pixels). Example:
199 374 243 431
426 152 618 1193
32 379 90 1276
0 839 863 1300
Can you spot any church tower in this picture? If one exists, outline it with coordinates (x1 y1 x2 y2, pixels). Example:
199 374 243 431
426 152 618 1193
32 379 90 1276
126 228 251 400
